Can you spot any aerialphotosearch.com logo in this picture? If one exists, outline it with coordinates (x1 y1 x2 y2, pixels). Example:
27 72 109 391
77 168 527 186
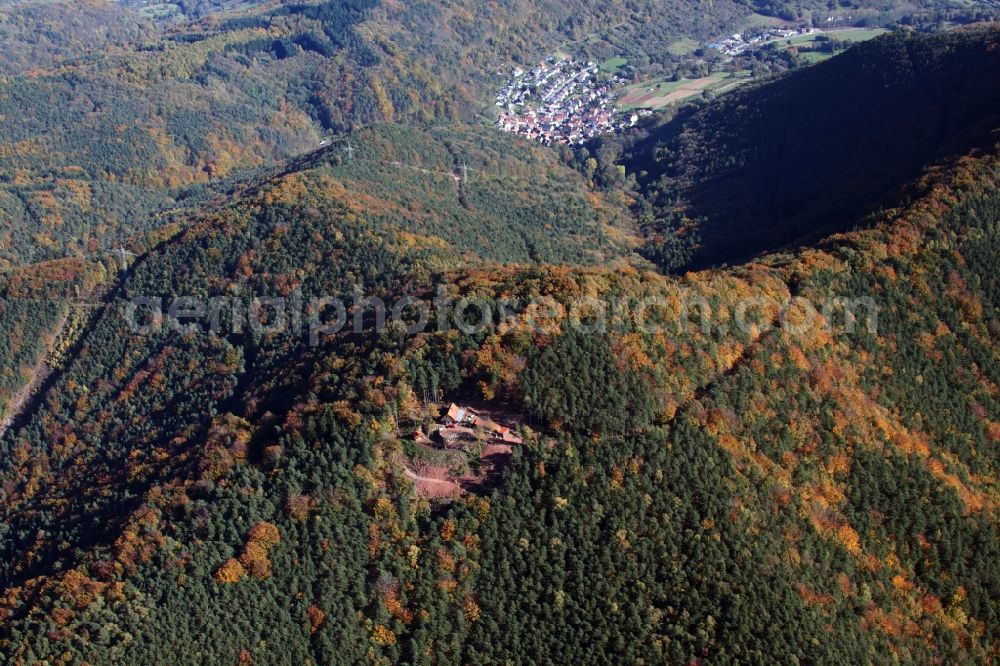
123 285 879 345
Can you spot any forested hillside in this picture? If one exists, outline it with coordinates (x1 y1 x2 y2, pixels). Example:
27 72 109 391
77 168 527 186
751 0 971 23
0 0 989 266
0 0 753 267
0 87 999 665
0 3 999 664
586 27 1000 272
0 0 153 74
0 119 634 446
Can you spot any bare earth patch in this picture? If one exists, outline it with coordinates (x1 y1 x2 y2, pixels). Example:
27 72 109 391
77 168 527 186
401 402 525 499
404 466 463 499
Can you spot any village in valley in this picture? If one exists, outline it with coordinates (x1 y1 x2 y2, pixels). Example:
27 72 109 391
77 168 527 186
402 403 526 499
495 56 648 146
495 20 890 146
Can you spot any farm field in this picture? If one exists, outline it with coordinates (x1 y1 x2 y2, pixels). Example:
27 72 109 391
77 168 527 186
765 27 889 63
600 55 628 72
771 27 889 48
798 51 829 63
667 37 700 55
607 23 888 112
747 12 794 27
617 71 748 110
825 27 890 41
134 2 181 19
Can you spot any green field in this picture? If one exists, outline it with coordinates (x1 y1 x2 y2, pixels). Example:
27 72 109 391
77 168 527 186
798 51 829 64
137 2 182 19
767 27 888 63
828 27 889 41
747 12 793 27
667 37 700 56
617 71 748 110
771 27 888 49
600 56 628 72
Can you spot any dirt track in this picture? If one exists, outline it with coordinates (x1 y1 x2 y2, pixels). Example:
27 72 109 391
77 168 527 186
404 467 462 498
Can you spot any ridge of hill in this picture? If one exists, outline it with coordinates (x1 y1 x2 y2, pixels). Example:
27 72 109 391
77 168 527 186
0 120 637 422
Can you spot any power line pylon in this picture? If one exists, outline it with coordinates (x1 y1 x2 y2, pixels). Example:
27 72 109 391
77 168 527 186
459 160 476 184
111 244 137 272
